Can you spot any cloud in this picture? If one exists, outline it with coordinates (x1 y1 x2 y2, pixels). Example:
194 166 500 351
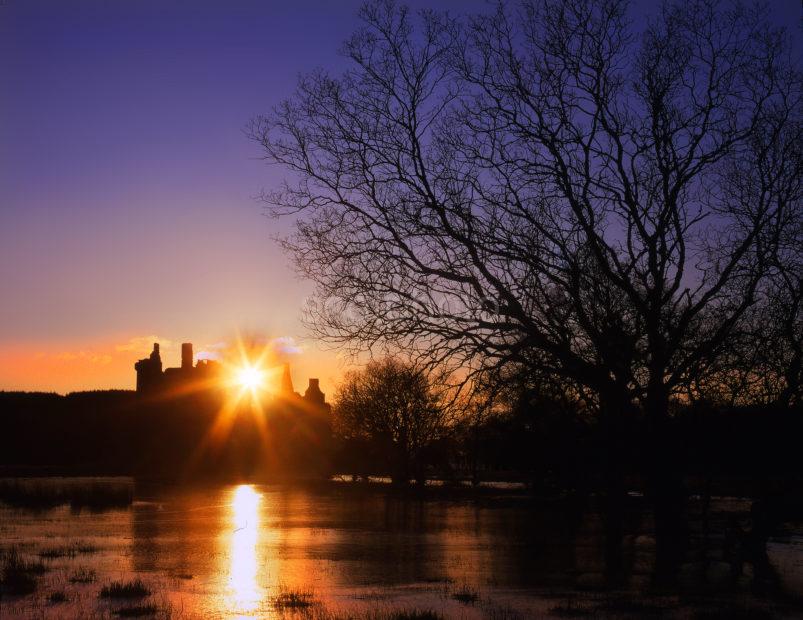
196 341 227 361
272 336 303 356
116 335 171 354
53 350 113 365
204 341 228 351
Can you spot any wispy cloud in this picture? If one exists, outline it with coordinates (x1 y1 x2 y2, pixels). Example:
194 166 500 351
53 350 112 365
115 335 172 354
272 336 303 356
196 341 228 361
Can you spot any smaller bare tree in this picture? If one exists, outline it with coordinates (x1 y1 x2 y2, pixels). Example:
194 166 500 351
333 358 450 484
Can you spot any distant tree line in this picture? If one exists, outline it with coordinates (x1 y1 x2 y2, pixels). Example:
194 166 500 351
0 390 330 481
327 357 802 492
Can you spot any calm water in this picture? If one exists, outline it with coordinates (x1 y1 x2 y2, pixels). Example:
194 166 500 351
1 482 801 618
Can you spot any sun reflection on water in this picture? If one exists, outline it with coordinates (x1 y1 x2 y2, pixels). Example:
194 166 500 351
227 484 262 614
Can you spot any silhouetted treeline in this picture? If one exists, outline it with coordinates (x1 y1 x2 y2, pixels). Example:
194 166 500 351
0 390 331 481
330 396 803 495
2 389 800 496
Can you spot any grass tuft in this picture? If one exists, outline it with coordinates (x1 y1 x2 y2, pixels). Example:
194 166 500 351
75 543 100 554
69 567 97 583
548 600 594 617
39 543 98 560
0 477 133 510
1 548 48 595
114 604 159 617
48 590 68 603
99 579 151 599
450 584 479 604
692 609 774 620
39 546 77 559
379 612 443 620
272 587 316 609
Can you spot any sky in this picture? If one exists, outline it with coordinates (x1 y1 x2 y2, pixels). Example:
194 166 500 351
1 0 801 394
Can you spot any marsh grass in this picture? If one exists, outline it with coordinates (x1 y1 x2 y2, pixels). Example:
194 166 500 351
302 611 444 620
273 586 316 609
596 596 675 615
342 612 443 620
39 546 78 559
0 477 133 510
39 542 98 559
483 604 526 620
372 613 443 620
450 584 479 604
114 604 160 617
48 590 68 603
69 567 97 583
548 599 595 617
548 594 682 618
99 579 151 599
692 608 774 620
1 548 48 595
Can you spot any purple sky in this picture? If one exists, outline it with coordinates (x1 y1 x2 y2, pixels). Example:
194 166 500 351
0 0 800 392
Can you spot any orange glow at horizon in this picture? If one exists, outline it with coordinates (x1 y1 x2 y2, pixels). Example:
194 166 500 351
0 334 343 397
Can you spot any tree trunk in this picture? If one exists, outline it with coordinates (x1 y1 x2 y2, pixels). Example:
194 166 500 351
599 390 629 586
645 380 687 586
599 387 633 500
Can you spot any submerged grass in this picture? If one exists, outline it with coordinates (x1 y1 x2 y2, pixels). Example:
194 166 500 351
99 579 151 599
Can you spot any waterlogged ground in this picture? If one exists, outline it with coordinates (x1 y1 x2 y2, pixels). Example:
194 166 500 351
1 481 802 619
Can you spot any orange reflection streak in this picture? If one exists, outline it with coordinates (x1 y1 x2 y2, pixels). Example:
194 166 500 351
227 485 263 614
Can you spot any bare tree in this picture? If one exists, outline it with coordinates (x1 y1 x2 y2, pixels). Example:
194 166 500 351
698 218 803 410
250 0 802 495
333 358 449 483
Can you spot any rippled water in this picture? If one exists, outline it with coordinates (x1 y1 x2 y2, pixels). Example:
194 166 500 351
1 482 801 618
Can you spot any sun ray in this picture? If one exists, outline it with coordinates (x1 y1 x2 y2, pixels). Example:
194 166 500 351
181 333 287 476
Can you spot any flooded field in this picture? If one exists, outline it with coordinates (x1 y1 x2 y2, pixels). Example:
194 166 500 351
0 480 801 618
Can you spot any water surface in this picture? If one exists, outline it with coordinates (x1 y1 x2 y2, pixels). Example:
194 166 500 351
1 482 801 618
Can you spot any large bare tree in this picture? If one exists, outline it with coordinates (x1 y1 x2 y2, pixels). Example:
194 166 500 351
251 0 802 491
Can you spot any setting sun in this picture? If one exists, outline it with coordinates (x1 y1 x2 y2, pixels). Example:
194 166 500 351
235 365 264 391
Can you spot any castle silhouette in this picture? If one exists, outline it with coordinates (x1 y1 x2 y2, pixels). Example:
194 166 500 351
135 342 328 410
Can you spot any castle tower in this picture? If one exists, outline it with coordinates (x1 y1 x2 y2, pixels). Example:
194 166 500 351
181 342 193 370
280 363 295 395
304 378 326 406
135 343 163 393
